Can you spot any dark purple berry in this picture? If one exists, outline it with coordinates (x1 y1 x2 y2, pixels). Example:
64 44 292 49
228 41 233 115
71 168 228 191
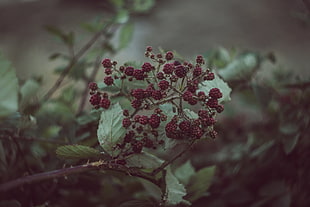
139 115 149 125
183 90 193 101
124 66 134 76
163 63 174 74
158 80 170 90
132 141 143 153
142 62 153 72
122 118 132 128
133 69 145 80
165 51 174 61
179 120 192 133
152 90 163 100
102 58 112 68
131 88 145 100
193 67 202 77
104 68 112 75
209 88 223 99
100 98 111 109
196 55 204 64
89 93 101 105
157 72 165 80
216 104 224 113
148 114 161 128
123 109 129 116
88 82 98 91
192 126 203 139
104 76 114 86
206 98 218 108
205 72 215 81
174 65 187 78
146 46 153 52
131 99 142 109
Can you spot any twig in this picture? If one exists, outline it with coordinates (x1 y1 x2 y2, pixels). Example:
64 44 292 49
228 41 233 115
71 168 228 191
42 26 110 102
151 140 196 175
0 160 159 193
76 56 102 115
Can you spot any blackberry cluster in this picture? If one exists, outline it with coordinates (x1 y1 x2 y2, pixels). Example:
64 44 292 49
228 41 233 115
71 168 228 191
90 46 226 159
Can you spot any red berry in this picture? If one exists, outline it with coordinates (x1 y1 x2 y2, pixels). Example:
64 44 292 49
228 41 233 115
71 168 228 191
209 130 217 139
88 82 98 91
148 114 161 128
216 104 224 113
139 115 149 125
193 67 202 77
205 72 215 81
209 88 222 99
158 80 170 90
152 90 163 100
100 98 111 109
206 98 218 108
163 63 174 74
123 109 129 116
122 118 132 128
132 141 143 153
124 131 135 143
133 69 145 80
131 88 145 100
157 72 165 80
142 62 153 72
104 68 112 75
174 65 187 78
142 137 154 148
102 58 112 68
165 120 178 139
192 126 203 139
179 120 192 133
196 55 204 64
89 93 101 106
124 66 134 76
131 99 142 109
201 117 216 127
198 109 209 118
165 51 174 61
146 46 153 52
188 98 198 105
104 76 114 86
183 90 193 101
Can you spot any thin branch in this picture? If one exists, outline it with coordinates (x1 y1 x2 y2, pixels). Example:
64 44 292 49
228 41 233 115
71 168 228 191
151 140 196 176
42 25 111 102
0 160 159 193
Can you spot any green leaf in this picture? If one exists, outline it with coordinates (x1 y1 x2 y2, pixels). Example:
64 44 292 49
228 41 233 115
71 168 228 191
56 145 101 159
282 134 300 155
133 0 155 12
0 53 18 118
97 103 126 156
198 73 232 103
183 109 198 119
174 161 195 185
119 23 134 49
115 9 129 24
185 165 216 202
126 152 163 169
20 79 40 107
165 167 190 205
218 53 259 81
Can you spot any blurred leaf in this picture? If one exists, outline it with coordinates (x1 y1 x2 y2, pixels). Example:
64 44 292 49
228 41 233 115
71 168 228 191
198 73 232 103
119 23 134 49
165 167 190 205
110 0 124 9
185 165 216 202
119 199 155 207
133 0 155 12
252 83 273 109
115 9 129 24
59 86 76 104
20 79 40 107
56 145 101 159
139 178 162 200
282 134 300 155
218 53 260 81
97 103 126 156
279 123 299 135
44 25 65 38
174 160 195 185
126 152 163 169
183 109 199 119
0 53 18 118
250 141 275 158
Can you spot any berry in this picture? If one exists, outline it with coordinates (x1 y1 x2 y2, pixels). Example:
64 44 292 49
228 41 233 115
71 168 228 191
102 58 112 68
165 51 174 61
158 80 170 90
132 141 143 153
216 104 224 113
104 76 114 86
187 84 198 93
139 115 149 125
146 46 153 52
122 118 131 128
156 53 163 58
204 72 215 81
157 72 165 80
209 88 223 99
188 98 198 105
209 130 217 139
144 84 154 98
174 65 187 78
196 55 204 64
179 120 192 133
124 131 135 143
142 62 153 72
142 137 154 148
198 109 209 118
183 90 193 101
131 88 145 100
100 98 111 109
148 114 161 128
88 82 98 91
124 66 134 76
133 69 145 80
201 117 216 127
163 63 174 74
197 91 206 97
165 120 178 139
89 94 101 106
131 99 142 109
193 67 202 77
123 109 129 116
174 61 182 66
206 98 218 108
192 126 203 139
152 90 163 100
170 75 178 82
104 68 112 75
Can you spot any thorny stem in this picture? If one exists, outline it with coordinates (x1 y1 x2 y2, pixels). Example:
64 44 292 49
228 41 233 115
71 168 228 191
0 160 159 193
